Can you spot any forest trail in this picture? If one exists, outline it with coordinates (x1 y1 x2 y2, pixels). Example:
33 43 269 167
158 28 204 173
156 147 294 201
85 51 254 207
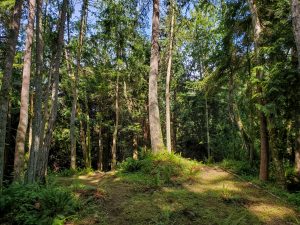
60 166 300 225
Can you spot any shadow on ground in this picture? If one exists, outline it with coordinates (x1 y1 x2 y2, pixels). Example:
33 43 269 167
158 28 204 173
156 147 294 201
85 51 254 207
59 167 300 225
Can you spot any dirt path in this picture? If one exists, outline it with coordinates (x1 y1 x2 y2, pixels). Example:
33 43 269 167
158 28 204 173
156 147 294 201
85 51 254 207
61 167 300 225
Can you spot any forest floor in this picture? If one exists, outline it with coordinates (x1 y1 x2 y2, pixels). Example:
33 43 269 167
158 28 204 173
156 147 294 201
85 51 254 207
58 164 300 225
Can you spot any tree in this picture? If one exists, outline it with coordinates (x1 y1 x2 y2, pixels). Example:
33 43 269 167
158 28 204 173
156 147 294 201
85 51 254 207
35 0 68 182
166 0 175 154
14 0 36 182
27 0 44 184
291 0 300 177
0 0 23 187
149 0 164 153
247 0 269 181
70 0 89 170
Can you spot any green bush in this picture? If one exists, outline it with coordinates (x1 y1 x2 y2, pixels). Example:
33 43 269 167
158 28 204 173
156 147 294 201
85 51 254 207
0 183 80 225
220 159 258 176
118 153 201 187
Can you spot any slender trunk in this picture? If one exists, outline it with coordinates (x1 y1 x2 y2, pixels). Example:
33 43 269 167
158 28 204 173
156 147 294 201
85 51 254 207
166 0 175 154
70 0 88 170
28 93 34 153
133 135 138 160
35 0 68 182
291 0 300 177
97 125 103 171
0 0 23 187
149 0 164 153
247 0 269 181
80 117 89 167
14 0 36 182
85 93 91 168
111 74 119 169
205 95 210 159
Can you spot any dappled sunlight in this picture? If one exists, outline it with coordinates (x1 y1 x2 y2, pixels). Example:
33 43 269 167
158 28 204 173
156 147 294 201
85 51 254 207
248 203 299 224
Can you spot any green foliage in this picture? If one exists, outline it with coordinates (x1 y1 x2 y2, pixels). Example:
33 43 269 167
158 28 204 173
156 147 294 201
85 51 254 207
220 159 258 177
118 153 201 187
0 183 81 225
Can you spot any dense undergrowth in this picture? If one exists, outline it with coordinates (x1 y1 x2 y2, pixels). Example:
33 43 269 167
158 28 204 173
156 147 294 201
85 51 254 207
0 182 81 225
117 153 202 187
219 159 300 210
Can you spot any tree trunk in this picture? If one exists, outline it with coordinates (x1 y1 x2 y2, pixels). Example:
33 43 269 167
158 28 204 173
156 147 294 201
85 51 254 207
0 0 23 187
205 94 210 159
166 0 175 154
26 0 46 183
26 0 44 184
70 0 88 170
291 0 300 178
247 0 269 181
97 125 103 171
133 135 138 160
35 0 68 182
111 74 119 169
149 0 164 153
14 0 36 182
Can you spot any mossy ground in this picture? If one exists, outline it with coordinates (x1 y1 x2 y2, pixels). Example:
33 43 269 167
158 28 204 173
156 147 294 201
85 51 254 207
57 154 300 225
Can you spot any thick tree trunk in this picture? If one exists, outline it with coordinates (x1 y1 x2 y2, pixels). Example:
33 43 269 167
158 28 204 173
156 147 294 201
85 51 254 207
70 0 88 170
35 0 68 182
149 0 164 153
111 74 119 169
14 0 36 182
291 0 300 177
166 0 175 154
247 0 269 181
0 0 23 187
25 0 44 183
133 135 138 160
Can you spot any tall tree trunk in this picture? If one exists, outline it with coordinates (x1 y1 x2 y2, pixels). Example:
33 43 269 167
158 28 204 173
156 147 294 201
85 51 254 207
166 0 175 154
149 0 164 153
0 0 23 187
205 94 210 159
111 74 119 169
14 0 36 182
70 0 88 170
97 124 103 171
28 93 34 153
35 0 68 182
291 0 300 178
247 0 269 181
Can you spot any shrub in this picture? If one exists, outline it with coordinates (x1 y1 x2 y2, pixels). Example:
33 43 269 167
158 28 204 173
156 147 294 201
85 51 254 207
0 183 80 225
118 153 201 187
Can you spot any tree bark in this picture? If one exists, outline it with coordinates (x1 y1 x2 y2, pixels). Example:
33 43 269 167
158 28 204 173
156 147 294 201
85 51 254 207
35 0 68 182
0 0 23 187
97 125 103 171
111 74 119 169
166 0 175 154
70 0 88 170
205 94 210 159
14 0 36 182
149 0 164 153
247 0 269 181
291 0 300 177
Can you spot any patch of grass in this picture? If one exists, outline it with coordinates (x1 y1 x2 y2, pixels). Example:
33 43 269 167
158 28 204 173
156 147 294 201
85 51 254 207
219 159 300 211
220 159 258 177
53 167 95 177
0 183 81 225
118 152 202 187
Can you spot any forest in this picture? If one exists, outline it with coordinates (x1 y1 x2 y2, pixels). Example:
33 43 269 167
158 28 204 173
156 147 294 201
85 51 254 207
0 0 300 224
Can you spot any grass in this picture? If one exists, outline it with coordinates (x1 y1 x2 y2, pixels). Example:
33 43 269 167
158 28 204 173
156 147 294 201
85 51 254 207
2 154 299 225
219 159 300 211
